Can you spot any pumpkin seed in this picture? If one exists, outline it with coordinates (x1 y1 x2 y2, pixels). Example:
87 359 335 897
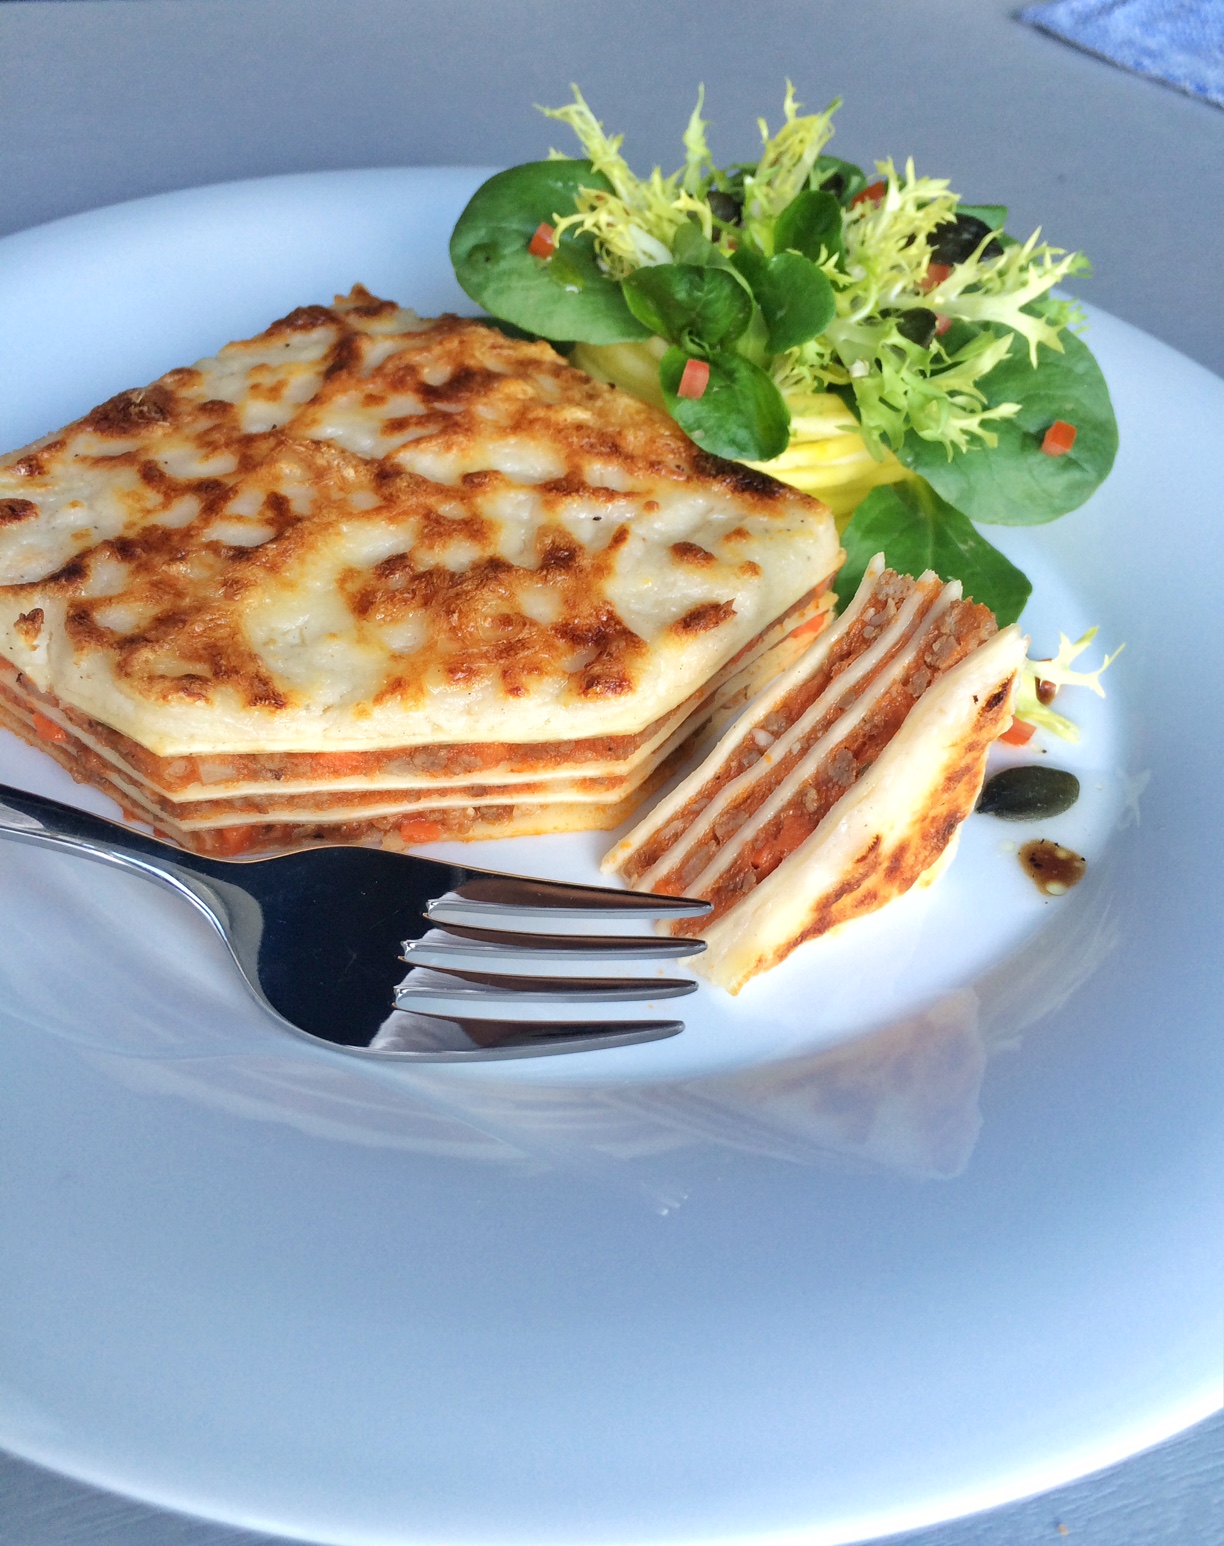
976 765 1080 821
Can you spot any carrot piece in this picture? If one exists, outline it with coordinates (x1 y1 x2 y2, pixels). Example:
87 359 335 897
31 711 69 745
999 717 1037 746
210 825 259 855
399 817 446 846
323 751 369 777
852 180 887 208
921 262 953 292
751 806 815 878
789 611 830 642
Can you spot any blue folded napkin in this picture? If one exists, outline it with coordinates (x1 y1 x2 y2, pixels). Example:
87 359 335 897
1019 0 1223 105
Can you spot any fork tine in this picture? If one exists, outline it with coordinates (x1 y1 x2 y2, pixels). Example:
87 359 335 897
403 928 705 974
394 975 698 1011
369 1015 685 1060
430 873 711 924
428 920 707 953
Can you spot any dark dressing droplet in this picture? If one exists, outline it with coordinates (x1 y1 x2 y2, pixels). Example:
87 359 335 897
1019 839 1086 896
977 766 1080 820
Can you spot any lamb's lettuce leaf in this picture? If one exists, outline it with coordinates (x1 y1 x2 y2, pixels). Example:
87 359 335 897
773 188 845 263
622 264 752 352
659 347 790 461
810 153 869 206
448 87 1119 614
732 249 836 354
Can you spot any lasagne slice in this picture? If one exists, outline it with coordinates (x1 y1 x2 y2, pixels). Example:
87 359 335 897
0 289 840 854
604 558 1027 992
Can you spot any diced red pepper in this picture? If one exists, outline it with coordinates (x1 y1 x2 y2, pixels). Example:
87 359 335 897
1041 420 1077 456
527 222 556 259
934 313 953 335
921 262 953 292
999 717 1037 746
852 180 887 208
676 358 711 400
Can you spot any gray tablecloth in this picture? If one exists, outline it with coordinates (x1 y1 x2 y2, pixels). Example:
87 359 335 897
0 2 1220 1542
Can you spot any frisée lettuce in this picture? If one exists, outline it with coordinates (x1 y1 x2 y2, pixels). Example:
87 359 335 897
449 85 1119 638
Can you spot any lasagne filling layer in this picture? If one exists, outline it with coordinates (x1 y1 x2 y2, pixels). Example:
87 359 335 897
604 559 1026 991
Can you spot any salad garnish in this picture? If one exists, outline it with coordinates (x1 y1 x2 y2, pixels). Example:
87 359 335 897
449 84 1119 656
1011 627 1124 742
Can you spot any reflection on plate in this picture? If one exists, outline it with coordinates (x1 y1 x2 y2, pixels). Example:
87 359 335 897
96 862 1121 1189
0 171 1219 1546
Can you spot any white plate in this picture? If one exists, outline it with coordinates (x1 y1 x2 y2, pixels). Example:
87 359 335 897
0 171 1219 1546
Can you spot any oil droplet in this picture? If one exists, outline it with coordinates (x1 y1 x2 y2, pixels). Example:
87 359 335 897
1019 838 1086 896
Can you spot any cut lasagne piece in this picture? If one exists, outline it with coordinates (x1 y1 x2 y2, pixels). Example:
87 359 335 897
604 557 1027 992
0 288 840 854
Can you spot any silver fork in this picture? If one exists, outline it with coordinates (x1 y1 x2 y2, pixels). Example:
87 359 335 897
0 782 709 1060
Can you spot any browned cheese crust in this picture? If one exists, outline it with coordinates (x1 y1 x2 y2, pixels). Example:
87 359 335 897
0 289 838 758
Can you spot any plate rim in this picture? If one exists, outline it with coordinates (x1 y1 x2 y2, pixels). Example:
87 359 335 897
0 165 1220 1546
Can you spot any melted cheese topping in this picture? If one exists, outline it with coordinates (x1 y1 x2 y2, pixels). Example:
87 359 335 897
0 289 838 756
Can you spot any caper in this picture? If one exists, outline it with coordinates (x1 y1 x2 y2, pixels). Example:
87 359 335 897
976 766 1081 821
929 213 1003 265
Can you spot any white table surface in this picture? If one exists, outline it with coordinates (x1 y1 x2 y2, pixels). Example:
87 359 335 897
0 2 1220 1543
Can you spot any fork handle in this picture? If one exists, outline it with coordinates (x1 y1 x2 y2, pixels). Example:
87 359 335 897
0 780 243 926
3 780 171 855
1 781 199 869
0 779 272 985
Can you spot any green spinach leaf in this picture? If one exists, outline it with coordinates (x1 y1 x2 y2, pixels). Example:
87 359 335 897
659 347 790 461
898 324 1118 526
449 161 650 344
836 479 1032 624
622 264 753 353
774 189 844 264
